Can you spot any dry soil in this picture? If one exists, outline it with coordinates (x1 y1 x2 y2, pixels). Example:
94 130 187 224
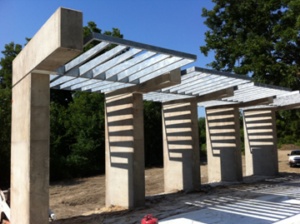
49 145 300 223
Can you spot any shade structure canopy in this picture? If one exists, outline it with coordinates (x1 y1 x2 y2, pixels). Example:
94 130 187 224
144 67 296 110
243 90 300 111
49 33 299 110
50 33 196 93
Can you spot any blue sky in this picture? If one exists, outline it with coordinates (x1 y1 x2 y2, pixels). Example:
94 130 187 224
0 0 214 67
0 0 215 116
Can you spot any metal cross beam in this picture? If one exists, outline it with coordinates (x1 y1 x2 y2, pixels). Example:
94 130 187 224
50 33 196 94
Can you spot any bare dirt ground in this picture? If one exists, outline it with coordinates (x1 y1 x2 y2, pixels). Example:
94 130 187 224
50 145 300 223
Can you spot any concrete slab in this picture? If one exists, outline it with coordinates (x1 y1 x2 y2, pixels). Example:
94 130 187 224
160 211 300 224
160 208 274 224
160 183 300 224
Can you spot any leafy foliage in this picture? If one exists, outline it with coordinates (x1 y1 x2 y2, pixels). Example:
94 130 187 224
49 22 124 179
0 43 22 187
83 21 123 51
277 110 300 145
50 101 72 180
201 0 300 145
64 92 105 177
201 0 300 89
0 42 22 88
0 88 12 187
198 117 207 157
144 101 163 166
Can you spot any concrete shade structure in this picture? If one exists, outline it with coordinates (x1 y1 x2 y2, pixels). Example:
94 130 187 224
104 70 185 208
162 99 200 192
11 6 197 214
49 33 297 191
195 74 294 182
48 19 197 209
10 6 300 223
105 92 145 208
241 92 300 176
205 106 243 183
11 8 83 224
243 108 278 176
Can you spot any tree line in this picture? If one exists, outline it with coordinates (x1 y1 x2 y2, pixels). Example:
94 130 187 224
1 0 300 188
201 0 300 146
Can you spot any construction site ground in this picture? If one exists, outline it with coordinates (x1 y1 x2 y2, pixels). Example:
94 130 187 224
49 145 300 223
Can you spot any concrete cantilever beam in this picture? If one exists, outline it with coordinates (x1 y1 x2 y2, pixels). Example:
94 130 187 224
13 8 82 80
11 8 82 224
105 69 181 97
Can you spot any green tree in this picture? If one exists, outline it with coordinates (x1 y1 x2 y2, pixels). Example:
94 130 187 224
201 0 300 89
144 101 163 166
0 42 22 88
0 88 12 187
50 101 74 180
201 0 300 145
198 117 207 157
277 110 300 146
64 92 106 177
0 42 22 188
49 22 125 179
83 21 123 51
198 117 206 142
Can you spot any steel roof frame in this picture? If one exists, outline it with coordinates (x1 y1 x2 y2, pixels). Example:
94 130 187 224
50 33 196 93
144 67 292 107
48 34 299 110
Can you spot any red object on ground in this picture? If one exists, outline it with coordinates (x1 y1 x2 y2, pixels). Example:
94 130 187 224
141 214 158 224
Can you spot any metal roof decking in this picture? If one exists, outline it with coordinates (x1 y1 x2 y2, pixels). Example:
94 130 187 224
242 91 300 110
143 67 252 102
198 81 292 108
144 67 292 107
271 91 300 109
50 33 196 93
48 33 298 110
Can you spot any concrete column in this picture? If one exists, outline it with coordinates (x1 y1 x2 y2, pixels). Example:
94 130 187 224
205 106 243 183
11 73 50 223
105 92 145 208
243 108 278 176
162 100 200 192
11 8 82 224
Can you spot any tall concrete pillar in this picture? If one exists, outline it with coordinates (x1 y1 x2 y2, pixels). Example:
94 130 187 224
105 92 145 208
11 73 50 223
162 99 200 192
11 8 82 224
205 106 243 183
243 108 278 176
